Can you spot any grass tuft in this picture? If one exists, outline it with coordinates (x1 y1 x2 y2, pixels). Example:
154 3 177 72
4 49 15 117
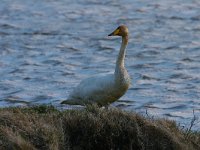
0 105 199 150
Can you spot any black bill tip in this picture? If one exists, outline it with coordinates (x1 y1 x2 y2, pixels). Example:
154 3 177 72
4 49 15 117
108 32 113 36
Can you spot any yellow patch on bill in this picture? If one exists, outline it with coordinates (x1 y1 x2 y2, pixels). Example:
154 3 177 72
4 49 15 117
113 29 120 35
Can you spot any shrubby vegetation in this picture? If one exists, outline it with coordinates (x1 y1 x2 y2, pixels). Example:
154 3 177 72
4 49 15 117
0 105 199 150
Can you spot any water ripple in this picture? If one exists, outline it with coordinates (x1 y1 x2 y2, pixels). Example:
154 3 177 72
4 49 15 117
0 0 200 129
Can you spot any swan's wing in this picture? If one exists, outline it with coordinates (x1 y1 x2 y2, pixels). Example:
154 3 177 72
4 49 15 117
68 74 115 102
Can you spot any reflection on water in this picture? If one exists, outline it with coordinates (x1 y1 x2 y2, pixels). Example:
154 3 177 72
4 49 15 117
0 0 200 129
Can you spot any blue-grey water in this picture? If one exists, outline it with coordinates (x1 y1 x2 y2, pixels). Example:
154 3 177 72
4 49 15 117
0 0 200 129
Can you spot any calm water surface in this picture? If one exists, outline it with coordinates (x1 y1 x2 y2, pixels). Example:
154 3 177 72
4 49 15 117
0 0 200 129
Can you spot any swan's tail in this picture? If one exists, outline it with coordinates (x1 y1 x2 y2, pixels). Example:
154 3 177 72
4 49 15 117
61 99 83 105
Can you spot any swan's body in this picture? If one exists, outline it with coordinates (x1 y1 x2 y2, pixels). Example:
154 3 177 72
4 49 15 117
61 25 131 106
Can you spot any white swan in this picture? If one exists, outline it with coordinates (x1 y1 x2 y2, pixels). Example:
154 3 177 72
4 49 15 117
61 25 131 106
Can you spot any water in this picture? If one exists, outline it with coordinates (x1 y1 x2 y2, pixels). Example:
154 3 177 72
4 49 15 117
0 0 200 129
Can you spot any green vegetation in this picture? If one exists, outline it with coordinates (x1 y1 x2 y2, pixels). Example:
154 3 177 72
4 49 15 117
0 105 199 150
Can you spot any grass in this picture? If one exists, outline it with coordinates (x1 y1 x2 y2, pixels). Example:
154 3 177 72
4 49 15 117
0 105 199 150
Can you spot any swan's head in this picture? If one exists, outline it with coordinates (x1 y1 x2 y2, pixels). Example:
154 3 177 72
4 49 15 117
108 25 128 37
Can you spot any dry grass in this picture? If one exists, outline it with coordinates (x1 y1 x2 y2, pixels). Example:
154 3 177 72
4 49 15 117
0 105 199 150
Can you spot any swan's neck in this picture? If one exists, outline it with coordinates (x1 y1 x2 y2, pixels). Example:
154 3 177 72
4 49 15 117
115 35 128 72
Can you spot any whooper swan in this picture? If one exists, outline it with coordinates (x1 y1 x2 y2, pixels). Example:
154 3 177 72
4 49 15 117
61 25 131 106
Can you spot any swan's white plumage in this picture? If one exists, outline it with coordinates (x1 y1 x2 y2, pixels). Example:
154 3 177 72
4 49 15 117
68 74 116 105
61 25 131 106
